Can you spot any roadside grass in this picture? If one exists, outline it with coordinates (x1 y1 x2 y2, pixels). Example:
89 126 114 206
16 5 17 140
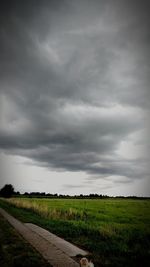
0 198 150 267
0 212 52 267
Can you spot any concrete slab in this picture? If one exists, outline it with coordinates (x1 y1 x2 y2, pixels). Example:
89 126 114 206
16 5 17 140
25 223 88 257
0 207 87 267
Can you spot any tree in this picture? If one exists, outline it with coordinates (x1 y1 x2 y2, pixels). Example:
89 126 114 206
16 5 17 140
0 184 15 198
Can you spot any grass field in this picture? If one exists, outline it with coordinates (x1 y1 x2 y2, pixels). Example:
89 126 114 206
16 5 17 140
0 197 150 267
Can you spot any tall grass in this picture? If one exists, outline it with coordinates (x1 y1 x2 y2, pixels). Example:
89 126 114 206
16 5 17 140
5 198 89 220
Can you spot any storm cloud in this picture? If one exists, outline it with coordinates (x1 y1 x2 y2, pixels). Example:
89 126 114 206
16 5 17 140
0 0 150 191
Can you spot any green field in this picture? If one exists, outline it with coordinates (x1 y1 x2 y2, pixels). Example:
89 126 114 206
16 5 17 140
0 197 150 267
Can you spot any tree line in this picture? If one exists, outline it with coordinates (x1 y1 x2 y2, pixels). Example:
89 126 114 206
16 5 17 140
0 184 149 199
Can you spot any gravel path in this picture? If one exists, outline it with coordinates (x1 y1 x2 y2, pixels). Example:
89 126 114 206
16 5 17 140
0 208 88 267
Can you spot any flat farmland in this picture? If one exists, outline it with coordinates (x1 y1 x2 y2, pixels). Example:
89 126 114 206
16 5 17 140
0 198 150 267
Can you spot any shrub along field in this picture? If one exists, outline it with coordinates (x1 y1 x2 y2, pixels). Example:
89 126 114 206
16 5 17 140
0 197 150 267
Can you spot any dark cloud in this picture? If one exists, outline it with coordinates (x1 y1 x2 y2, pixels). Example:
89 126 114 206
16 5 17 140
0 0 149 185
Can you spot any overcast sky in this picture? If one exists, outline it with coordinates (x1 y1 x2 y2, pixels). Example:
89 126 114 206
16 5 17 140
0 0 150 196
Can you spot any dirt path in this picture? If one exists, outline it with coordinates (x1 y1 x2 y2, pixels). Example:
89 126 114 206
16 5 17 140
0 207 88 267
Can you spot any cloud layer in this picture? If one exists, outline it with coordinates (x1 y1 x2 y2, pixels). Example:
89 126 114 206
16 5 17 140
0 0 149 189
